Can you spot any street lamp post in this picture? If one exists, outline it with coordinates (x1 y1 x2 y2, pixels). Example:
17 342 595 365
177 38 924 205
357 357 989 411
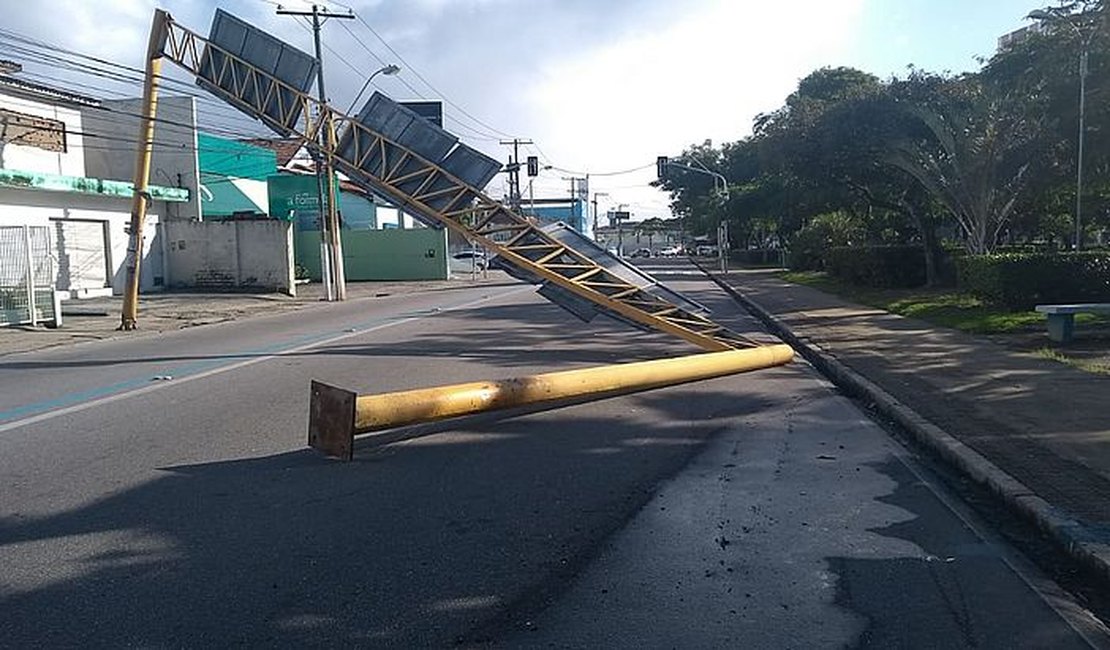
345 63 401 117
1028 8 1096 251
1077 44 1089 251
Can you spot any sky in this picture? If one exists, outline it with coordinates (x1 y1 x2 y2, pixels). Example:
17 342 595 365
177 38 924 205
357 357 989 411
0 0 1040 220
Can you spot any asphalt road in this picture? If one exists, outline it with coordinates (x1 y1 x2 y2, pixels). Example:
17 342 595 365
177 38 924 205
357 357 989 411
0 260 1105 647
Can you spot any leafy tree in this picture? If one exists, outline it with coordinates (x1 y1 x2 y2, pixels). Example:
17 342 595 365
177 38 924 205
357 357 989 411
755 68 953 283
984 0 1110 245
885 74 1048 254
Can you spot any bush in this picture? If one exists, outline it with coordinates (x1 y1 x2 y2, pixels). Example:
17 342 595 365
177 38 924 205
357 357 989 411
786 227 828 271
956 252 1110 310
786 212 864 271
733 248 783 266
825 245 927 288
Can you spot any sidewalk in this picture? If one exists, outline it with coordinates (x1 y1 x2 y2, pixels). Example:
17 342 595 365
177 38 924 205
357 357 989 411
0 272 515 357
714 268 1110 581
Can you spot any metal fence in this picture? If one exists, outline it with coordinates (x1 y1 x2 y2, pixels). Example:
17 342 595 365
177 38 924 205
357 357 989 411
0 224 60 327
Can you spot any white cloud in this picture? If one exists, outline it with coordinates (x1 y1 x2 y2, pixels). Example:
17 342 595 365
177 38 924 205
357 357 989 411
526 0 866 217
1 0 866 218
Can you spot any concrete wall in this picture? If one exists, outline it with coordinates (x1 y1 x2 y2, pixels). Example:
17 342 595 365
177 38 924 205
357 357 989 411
164 220 294 294
81 96 202 221
0 89 86 177
295 227 448 281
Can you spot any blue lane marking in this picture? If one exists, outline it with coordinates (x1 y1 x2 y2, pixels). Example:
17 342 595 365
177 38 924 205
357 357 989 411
0 298 491 425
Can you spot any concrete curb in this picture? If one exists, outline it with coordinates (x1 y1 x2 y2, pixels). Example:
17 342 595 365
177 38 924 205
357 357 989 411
705 268 1110 586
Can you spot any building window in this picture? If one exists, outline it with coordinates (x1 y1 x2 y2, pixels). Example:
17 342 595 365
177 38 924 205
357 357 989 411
0 108 67 153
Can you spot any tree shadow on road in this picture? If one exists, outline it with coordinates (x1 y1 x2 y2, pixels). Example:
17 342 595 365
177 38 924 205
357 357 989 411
825 458 1091 650
0 378 812 647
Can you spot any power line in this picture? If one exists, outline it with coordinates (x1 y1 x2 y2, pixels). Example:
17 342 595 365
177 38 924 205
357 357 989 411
0 36 276 137
0 88 272 147
331 17 503 142
549 162 655 177
352 13 520 140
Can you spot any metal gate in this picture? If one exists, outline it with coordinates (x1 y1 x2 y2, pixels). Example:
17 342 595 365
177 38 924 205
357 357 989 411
0 224 61 328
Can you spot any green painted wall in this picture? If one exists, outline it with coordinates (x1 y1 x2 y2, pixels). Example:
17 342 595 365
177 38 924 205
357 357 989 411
294 228 448 281
268 173 320 227
267 173 376 230
198 133 276 180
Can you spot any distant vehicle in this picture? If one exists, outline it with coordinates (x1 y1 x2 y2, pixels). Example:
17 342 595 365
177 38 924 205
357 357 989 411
696 245 718 257
659 245 683 257
630 248 653 258
451 249 487 271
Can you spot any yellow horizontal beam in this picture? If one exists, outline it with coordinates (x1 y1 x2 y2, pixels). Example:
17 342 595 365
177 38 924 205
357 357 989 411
308 345 794 460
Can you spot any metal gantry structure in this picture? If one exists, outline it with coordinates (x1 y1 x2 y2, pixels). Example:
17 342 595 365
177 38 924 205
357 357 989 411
142 9 762 352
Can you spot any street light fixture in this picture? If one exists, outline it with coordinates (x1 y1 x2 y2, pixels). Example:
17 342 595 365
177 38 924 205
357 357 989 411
1028 8 1096 250
345 63 401 116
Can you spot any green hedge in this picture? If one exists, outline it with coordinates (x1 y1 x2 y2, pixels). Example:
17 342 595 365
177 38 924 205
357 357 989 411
956 252 1110 310
826 245 927 288
733 248 783 266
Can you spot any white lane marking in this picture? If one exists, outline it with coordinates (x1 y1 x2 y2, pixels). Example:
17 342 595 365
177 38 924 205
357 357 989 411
0 287 532 435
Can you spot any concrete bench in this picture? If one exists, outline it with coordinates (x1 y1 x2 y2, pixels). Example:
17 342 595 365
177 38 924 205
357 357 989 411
1034 303 1110 343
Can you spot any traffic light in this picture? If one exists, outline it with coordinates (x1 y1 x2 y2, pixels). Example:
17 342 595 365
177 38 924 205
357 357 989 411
656 156 668 179
527 155 539 177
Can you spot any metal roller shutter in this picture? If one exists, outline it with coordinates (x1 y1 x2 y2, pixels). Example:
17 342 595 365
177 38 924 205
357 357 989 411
53 219 108 293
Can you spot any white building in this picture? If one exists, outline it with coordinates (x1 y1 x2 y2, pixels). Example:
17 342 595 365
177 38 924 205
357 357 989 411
0 65 191 298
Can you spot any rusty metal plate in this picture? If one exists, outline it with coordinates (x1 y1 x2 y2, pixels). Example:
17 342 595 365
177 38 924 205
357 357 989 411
308 380 357 461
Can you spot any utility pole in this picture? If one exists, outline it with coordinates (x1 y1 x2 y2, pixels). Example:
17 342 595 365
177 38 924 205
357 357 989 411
499 138 533 209
277 4 353 300
717 220 729 272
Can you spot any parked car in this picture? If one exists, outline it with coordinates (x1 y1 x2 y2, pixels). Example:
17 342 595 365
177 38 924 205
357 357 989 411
695 245 718 257
450 249 488 271
659 245 683 257
630 248 653 258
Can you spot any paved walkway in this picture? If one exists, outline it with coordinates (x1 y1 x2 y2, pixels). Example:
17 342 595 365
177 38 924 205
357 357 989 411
715 268 1110 565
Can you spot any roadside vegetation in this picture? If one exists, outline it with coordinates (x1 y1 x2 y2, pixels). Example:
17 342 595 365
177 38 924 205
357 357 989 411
780 270 1109 335
1033 347 1110 374
779 271 1043 334
656 1 1110 372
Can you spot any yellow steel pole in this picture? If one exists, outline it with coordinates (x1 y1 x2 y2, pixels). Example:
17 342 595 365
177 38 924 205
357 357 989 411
119 10 169 331
309 344 793 459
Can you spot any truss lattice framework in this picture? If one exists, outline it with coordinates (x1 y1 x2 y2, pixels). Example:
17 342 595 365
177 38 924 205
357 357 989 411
160 16 758 351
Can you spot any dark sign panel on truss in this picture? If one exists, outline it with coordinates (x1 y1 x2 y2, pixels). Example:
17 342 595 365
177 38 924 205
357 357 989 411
197 9 319 135
335 92 501 218
399 101 444 129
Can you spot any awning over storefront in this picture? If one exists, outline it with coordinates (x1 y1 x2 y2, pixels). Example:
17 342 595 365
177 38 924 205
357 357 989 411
0 168 189 202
